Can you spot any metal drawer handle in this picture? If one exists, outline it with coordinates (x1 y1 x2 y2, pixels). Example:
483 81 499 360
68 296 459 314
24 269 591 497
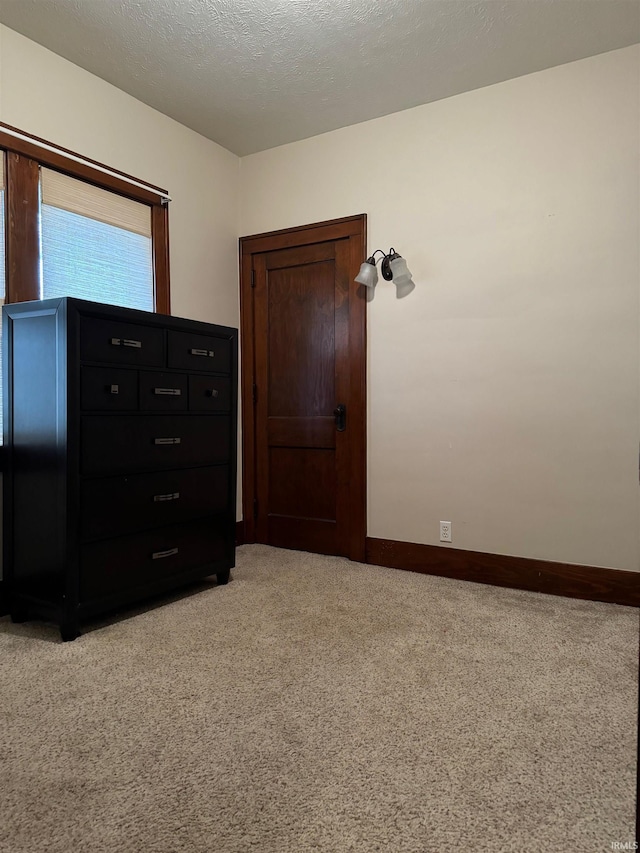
110 337 142 349
152 547 179 560
207 389 219 398
153 492 180 502
153 388 182 396
189 348 215 357
154 437 181 445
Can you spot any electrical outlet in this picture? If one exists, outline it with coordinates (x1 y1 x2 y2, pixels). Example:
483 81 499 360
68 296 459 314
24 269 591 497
440 521 452 543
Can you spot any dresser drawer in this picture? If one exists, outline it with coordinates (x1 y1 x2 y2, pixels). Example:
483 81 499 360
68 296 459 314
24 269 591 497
81 317 164 366
81 465 230 540
189 375 231 412
139 371 188 411
82 415 230 474
81 366 138 411
80 517 228 601
168 330 230 373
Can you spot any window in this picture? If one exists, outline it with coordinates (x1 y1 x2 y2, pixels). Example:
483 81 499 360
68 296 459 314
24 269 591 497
0 123 171 442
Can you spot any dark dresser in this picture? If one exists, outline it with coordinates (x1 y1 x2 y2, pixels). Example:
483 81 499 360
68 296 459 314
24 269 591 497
2 298 237 640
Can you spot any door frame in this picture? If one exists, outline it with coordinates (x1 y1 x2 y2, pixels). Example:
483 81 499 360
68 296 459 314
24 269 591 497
239 214 367 561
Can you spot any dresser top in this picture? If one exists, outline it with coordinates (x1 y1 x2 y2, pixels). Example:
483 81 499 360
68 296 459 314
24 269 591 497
3 297 238 339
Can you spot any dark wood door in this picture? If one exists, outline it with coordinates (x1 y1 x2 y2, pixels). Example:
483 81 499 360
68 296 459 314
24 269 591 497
240 215 366 560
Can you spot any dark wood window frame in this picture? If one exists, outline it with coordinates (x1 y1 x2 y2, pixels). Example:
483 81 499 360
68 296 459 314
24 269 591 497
0 121 171 313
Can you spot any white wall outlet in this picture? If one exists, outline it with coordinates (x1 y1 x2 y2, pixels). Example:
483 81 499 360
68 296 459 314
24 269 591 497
440 521 452 543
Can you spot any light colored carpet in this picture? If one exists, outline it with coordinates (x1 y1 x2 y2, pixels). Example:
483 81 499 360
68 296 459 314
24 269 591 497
0 544 637 853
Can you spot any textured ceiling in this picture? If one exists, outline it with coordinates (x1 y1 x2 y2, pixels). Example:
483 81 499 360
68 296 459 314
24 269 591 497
0 0 638 156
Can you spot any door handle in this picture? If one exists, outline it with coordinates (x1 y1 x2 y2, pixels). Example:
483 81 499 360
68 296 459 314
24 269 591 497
110 338 142 349
334 403 346 432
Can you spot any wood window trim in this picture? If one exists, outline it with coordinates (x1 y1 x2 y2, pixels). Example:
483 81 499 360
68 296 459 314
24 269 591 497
0 123 167 204
5 152 40 304
1 123 170 314
152 204 171 315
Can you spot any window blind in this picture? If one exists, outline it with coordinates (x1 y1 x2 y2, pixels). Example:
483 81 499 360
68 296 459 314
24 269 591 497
41 168 152 237
40 168 154 312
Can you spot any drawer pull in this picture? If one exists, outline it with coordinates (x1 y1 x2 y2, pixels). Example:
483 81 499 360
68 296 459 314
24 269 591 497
109 384 119 395
153 492 180 502
154 437 181 445
207 389 219 398
153 387 182 396
110 337 142 349
152 547 179 560
189 348 215 358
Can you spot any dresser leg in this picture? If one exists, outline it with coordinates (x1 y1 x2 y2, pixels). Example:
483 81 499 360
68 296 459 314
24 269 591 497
10 605 29 624
217 568 230 585
60 620 80 642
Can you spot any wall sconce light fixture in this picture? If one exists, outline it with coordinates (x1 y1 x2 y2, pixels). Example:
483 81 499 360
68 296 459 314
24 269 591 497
354 248 414 289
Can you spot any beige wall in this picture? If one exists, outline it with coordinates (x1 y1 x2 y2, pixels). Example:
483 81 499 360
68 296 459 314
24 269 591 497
240 46 640 572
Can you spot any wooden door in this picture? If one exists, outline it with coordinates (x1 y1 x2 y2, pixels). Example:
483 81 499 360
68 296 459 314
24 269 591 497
240 215 366 561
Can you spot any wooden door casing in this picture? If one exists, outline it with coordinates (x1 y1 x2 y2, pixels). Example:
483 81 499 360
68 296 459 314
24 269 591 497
239 215 366 561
